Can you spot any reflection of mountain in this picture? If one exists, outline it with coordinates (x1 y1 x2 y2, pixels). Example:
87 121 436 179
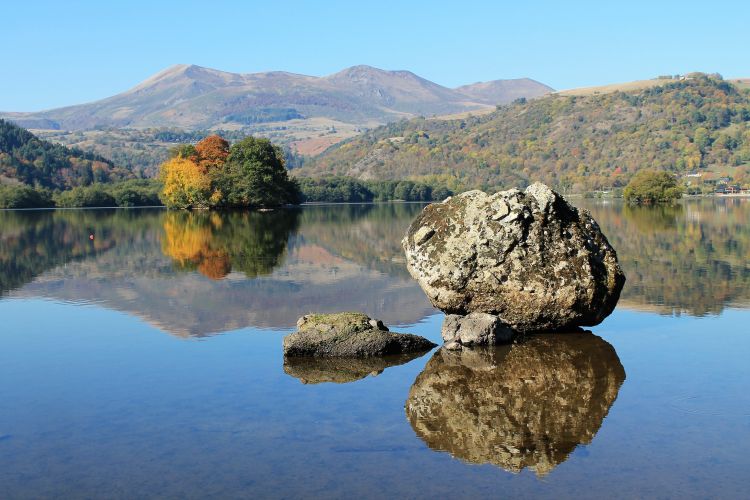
584 198 750 315
4 205 433 336
4 199 747 336
406 333 625 476
297 203 425 278
283 352 430 384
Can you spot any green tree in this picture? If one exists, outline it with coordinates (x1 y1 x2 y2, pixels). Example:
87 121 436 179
623 170 684 203
213 137 300 208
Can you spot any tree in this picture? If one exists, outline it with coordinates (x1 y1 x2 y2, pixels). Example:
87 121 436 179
623 170 684 204
212 137 300 208
159 157 211 209
0 184 53 208
194 135 230 171
54 184 116 207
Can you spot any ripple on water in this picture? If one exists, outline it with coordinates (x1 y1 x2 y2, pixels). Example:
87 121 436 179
669 394 750 417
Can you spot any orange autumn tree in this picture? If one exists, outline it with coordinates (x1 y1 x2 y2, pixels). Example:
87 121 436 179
160 135 228 209
195 135 230 170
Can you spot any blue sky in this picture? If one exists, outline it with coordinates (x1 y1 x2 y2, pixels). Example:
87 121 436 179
2 0 748 111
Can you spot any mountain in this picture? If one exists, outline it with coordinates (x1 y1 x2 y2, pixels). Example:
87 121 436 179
0 119 132 189
456 78 553 104
1 64 553 132
303 74 750 192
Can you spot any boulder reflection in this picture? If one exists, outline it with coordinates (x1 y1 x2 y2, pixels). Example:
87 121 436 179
283 352 430 384
405 333 625 476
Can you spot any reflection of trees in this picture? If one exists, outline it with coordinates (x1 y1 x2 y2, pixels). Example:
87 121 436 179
623 203 682 232
406 333 625 476
0 209 162 295
585 198 750 315
297 203 426 278
162 209 300 280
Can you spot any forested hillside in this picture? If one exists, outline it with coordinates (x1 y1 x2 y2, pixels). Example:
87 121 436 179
305 74 750 192
0 119 131 189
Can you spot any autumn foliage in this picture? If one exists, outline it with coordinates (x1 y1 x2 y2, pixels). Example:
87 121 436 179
193 135 228 170
159 135 299 209
161 210 300 280
159 156 212 209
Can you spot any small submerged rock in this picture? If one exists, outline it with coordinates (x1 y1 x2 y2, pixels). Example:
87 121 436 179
402 183 625 335
282 312 436 357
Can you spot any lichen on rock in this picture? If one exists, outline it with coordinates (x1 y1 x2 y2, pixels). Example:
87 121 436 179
402 183 625 333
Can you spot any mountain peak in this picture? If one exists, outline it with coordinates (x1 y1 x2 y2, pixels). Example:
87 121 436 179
1 64 551 132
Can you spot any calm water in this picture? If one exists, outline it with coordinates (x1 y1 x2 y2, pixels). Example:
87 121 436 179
1 199 749 498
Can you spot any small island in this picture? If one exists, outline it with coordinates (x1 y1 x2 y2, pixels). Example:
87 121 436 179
623 170 684 204
160 135 301 209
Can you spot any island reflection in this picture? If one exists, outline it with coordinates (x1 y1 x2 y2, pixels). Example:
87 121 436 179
405 332 625 476
162 209 300 280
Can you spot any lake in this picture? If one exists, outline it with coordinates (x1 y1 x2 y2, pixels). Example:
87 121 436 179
1 199 749 499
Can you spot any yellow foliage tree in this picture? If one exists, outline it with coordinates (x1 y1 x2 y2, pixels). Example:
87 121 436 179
159 157 211 209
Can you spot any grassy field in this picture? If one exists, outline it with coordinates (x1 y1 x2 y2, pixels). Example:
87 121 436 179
556 78 675 96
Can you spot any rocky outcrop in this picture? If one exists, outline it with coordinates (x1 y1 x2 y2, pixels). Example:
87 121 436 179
282 312 436 357
405 332 625 476
402 183 625 333
441 312 514 350
283 352 428 384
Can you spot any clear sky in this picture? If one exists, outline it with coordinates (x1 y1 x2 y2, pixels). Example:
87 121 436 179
2 0 748 111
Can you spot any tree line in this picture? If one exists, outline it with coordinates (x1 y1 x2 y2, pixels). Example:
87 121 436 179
297 176 454 202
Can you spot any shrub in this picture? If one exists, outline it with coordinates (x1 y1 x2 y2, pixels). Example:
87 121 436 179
0 184 54 208
54 184 116 208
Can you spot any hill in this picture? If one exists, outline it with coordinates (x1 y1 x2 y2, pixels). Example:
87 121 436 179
302 74 750 192
1 64 552 156
0 119 132 189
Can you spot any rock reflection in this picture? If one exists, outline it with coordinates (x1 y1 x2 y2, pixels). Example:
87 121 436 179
283 352 430 384
405 333 625 475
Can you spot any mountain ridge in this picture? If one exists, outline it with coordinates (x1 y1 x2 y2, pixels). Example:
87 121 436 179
0 64 553 132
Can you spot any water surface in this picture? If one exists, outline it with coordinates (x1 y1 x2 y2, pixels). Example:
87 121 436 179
1 199 748 498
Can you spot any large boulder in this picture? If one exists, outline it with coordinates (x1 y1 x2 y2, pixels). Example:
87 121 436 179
282 312 436 357
405 332 626 476
402 183 625 333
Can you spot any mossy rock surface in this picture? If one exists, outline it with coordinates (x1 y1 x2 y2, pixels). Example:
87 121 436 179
283 312 436 357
